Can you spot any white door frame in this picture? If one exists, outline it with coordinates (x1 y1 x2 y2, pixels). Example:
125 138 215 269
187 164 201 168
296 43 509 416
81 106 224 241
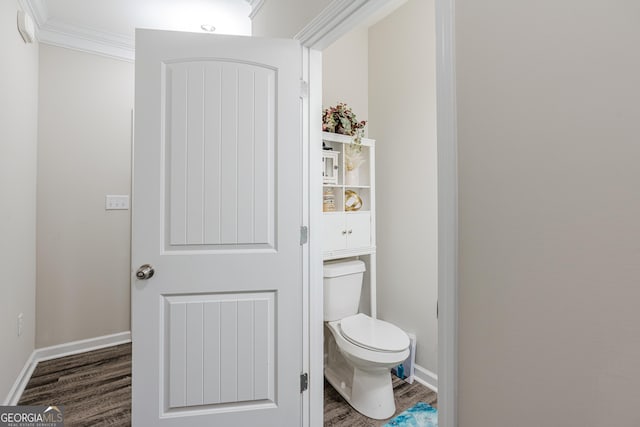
294 1 458 427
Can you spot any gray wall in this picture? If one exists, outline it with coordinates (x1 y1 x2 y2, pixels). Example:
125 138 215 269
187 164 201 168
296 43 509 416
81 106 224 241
0 0 38 400
369 0 437 374
457 0 640 424
36 45 133 347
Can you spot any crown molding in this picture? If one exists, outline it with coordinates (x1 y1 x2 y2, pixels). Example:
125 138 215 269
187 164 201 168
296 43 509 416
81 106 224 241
295 0 367 48
20 0 48 28
21 0 259 62
294 0 406 49
22 0 134 62
248 0 265 20
39 19 135 62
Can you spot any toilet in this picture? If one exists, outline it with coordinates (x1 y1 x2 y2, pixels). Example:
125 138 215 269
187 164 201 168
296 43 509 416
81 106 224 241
323 259 410 420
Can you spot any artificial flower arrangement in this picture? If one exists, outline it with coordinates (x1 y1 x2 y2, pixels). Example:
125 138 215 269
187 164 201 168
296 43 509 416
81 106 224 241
322 103 367 147
323 103 367 181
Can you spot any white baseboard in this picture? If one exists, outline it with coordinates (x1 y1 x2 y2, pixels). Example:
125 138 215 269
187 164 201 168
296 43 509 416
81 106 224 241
3 331 131 405
414 364 438 393
3 352 37 406
34 331 131 363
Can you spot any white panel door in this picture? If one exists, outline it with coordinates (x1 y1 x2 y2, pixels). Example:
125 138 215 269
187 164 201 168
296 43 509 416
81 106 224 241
132 29 302 427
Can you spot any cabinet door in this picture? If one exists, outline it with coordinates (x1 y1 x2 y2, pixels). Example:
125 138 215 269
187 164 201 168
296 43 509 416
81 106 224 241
323 214 347 252
346 213 371 249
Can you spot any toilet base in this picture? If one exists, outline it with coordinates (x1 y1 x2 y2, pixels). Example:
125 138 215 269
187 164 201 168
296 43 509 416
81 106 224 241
325 365 396 420
325 333 397 420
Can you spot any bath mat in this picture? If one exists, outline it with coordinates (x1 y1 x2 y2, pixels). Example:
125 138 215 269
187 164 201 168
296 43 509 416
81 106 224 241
383 402 438 427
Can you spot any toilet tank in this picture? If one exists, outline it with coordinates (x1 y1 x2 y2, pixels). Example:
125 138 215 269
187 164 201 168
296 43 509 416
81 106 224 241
323 260 366 321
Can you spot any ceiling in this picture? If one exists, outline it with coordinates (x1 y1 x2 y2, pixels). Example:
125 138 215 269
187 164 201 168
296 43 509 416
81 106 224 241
19 0 261 61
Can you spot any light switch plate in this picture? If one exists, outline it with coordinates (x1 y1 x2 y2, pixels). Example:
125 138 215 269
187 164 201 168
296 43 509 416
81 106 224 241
105 195 129 210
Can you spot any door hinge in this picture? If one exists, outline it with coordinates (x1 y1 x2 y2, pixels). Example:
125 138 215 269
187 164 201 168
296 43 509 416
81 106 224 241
300 226 308 245
300 80 309 99
300 372 309 393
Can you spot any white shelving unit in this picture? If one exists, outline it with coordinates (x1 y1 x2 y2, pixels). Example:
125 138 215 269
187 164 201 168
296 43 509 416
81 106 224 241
321 132 376 259
321 131 377 317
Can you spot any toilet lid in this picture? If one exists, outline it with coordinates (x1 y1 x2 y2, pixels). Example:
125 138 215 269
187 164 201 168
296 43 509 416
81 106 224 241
339 314 410 352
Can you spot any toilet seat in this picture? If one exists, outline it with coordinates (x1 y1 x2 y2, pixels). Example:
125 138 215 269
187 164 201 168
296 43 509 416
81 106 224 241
339 313 409 353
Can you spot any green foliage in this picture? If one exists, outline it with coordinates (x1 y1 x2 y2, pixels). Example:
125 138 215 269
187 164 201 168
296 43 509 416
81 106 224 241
322 103 367 147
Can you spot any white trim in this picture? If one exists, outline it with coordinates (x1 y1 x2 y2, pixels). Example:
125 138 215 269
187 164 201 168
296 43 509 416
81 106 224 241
414 364 439 393
3 332 131 405
20 0 48 29
298 1 458 427
34 331 132 363
38 19 135 62
295 0 364 49
3 352 37 405
435 0 458 426
21 0 134 62
248 0 266 20
294 0 406 50
306 47 325 427
300 46 312 427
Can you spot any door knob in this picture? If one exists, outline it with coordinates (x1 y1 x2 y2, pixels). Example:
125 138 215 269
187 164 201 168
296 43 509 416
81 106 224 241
136 264 154 280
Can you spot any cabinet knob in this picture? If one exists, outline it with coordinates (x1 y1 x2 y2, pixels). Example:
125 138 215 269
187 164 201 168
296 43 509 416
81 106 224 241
348 229 353 234
341 230 347 235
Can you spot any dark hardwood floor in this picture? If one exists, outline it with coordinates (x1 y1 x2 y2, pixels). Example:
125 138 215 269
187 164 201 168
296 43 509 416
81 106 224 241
17 343 436 426
18 343 131 426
